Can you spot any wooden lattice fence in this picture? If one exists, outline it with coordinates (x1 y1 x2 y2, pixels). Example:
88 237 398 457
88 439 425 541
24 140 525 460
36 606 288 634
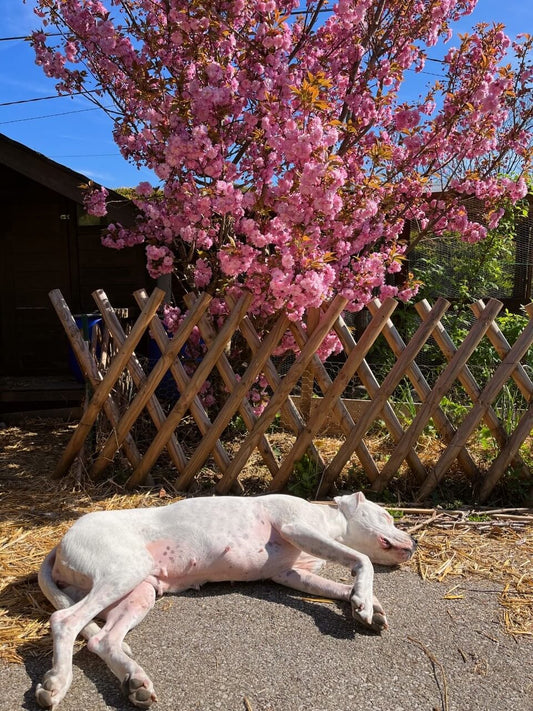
49 287 533 502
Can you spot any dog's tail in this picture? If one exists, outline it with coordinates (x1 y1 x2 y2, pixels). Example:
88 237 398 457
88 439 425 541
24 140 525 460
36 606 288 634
38 548 75 611
38 548 103 643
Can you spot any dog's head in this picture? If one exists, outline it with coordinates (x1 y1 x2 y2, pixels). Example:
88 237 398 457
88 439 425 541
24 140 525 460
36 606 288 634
335 492 416 565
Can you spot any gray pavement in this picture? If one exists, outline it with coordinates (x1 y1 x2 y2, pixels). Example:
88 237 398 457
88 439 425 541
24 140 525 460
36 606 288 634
2 565 532 711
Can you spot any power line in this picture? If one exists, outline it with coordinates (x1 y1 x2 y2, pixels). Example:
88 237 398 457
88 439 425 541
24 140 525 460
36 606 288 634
51 153 120 157
0 33 62 41
0 105 112 125
0 90 102 107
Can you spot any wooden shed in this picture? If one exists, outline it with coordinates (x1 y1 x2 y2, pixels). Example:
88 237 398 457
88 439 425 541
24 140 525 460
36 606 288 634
0 133 150 415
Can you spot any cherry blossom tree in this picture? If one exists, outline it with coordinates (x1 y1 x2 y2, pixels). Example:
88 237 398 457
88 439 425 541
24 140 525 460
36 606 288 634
31 0 533 327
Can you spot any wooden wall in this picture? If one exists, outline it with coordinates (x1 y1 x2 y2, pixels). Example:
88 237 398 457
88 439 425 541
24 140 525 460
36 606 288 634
0 166 148 376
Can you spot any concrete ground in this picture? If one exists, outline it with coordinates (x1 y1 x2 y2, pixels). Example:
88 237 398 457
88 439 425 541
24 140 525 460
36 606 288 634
2 565 532 711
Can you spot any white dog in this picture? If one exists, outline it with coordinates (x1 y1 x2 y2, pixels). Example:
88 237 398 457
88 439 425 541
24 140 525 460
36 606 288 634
36 492 415 709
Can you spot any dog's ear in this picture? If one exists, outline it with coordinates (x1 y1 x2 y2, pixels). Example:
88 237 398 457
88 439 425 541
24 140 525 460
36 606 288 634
334 491 365 516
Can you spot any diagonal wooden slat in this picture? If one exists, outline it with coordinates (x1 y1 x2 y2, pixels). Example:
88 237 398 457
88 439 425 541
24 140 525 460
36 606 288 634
126 293 252 487
51 286 166 479
299 309 321 420
268 297 398 492
342 305 428 483
215 294 348 494
288 318 380 482
416 302 533 501
133 289 233 480
90 291 212 480
368 298 479 481
317 297 451 497
48 288 142 472
369 297 478 481
232 302 326 473
416 298 529 478
182 293 281 481
479 398 533 501
471 300 533 402
175 301 290 490
374 298 503 493
92 288 188 476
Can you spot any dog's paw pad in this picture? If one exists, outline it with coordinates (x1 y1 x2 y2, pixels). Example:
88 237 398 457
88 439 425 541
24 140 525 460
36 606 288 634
122 673 157 708
35 684 55 709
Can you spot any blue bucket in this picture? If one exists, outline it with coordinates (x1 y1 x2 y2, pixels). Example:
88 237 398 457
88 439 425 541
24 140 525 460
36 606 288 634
69 314 102 383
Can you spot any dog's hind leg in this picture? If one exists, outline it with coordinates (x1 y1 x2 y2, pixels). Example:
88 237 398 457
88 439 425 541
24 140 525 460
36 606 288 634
36 566 152 710
86 580 157 708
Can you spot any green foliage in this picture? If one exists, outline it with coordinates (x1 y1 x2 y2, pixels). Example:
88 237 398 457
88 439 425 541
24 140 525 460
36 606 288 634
467 513 491 522
413 196 529 305
288 452 320 499
387 508 404 520
413 231 515 304
115 186 138 200
367 192 533 385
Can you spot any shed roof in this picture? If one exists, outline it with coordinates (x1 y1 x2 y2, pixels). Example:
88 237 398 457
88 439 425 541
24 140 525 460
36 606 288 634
0 132 135 222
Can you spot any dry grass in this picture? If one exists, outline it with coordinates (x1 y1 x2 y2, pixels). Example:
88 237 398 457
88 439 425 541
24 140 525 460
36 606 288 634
1 419 531 665
407 519 533 637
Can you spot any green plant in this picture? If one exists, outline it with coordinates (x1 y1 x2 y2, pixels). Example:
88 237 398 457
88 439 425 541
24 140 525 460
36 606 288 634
288 453 320 499
467 513 491 522
439 395 468 426
386 508 404 520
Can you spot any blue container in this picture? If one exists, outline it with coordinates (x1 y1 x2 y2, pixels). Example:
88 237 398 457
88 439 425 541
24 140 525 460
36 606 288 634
148 335 181 401
147 330 204 402
69 314 102 383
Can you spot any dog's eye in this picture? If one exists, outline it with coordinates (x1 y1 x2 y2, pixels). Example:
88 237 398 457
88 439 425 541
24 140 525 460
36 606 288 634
380 537 392 549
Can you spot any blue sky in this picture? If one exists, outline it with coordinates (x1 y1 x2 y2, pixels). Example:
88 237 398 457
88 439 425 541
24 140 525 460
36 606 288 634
1 0 531 189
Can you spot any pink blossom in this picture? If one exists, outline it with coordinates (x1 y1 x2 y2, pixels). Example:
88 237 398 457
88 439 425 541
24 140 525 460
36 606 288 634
193 258 212 288
30 0 533 353
83 185 108 217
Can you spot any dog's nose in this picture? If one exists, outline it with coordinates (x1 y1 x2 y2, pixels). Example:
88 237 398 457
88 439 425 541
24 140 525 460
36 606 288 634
410 536 418 549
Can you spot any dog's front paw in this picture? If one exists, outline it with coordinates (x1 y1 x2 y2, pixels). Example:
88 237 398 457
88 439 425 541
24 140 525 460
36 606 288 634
350 590 388 632
350 589 374 627
369 597 388 633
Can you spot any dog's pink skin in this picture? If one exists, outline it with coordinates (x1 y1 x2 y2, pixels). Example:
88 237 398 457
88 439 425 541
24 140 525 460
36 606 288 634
36 492 415 710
